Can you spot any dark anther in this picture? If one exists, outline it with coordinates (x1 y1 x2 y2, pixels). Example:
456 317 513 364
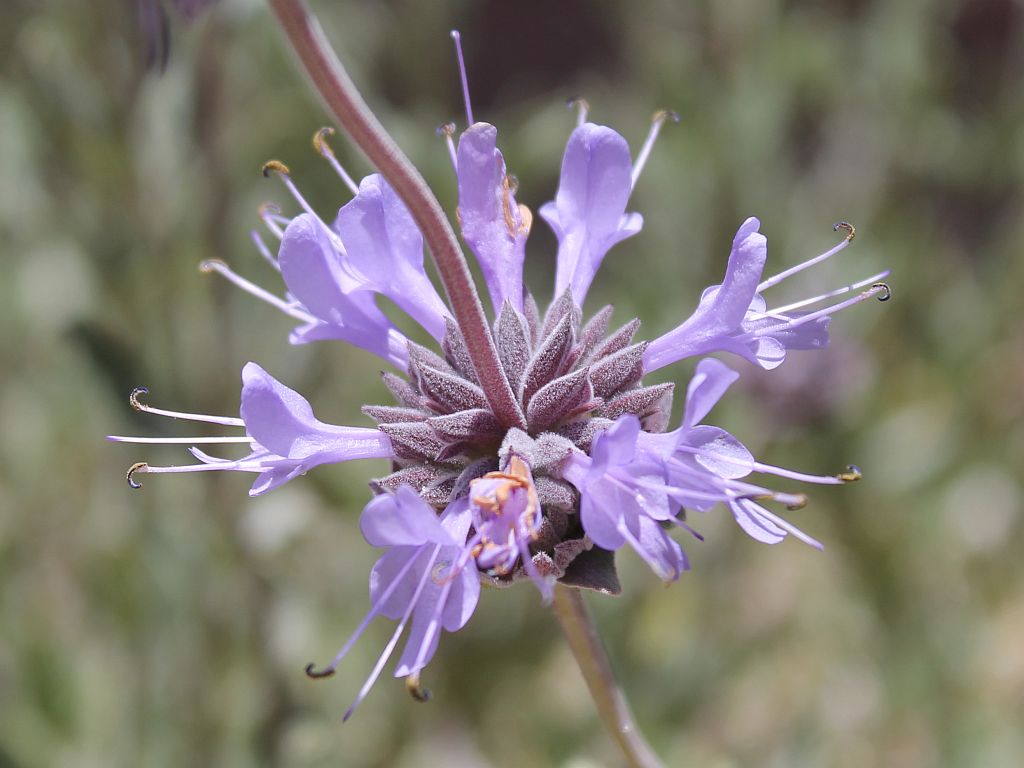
872 282 892 302
833 221 856 241
129 386 149 411
304 662 336 679
436 122 456 137
126 462 148 489
406 674 432 703
313 126 335 156
838 464 863 483
261 159 291 178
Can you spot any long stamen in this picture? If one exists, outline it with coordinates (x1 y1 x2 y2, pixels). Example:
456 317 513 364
437 122 458 174
761 282 890 333
304 550 422 679
199 259 317 324
667 442 851 485
343 545 442 722
765 270 890 315
312 126 360 195
108 435 253 444
631 109 679 190
125 387 245 426
449 30 474 126
566 96 590 127
126 460 259 489
757 221 856 293
262 160 347 252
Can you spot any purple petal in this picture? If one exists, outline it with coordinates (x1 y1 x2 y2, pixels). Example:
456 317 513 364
335 175 451 340
589 415 640 475
240 362 392 461
369 547 431 622
278 214 406 366
360 486 454 548
679 425 754 479
643 218 767 372
636 515 687 581
540 123 642 304
579 485 628 551
456 123 528 313
730 499 788 544
683 358 740 428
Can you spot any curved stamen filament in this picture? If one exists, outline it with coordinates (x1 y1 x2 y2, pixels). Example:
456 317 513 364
262 161 347 253
305 549 422 679
757 221 857 293
343 545 443 722
764 270 890 316
631 109 679 190
449 31 475 126
199 259 317 324
312 126 360 195
125 459 258 489
126 387 245 426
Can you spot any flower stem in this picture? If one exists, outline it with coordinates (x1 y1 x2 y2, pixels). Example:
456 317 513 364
552 586 664 768
265 0 526 431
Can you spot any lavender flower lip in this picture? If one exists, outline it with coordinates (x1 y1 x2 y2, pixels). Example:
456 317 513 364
109 26 889 721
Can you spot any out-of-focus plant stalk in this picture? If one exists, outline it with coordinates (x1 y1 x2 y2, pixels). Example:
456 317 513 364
552 586 664 768
265 0 526 432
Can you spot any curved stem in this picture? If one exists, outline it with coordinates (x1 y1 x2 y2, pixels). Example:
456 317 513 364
266 0 526 431
552 586 664 768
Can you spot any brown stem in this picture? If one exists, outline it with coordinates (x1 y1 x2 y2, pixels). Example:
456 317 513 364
552 586 664 768
266 0 526 431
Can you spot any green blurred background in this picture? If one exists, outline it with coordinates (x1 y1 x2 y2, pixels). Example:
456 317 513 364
2 0 1022 765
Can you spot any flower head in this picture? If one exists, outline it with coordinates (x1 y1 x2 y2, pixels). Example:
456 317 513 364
112 30 888 717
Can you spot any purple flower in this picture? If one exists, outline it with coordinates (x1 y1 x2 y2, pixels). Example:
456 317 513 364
644 219 888 372
114 33 888 715
456 123 530 313
539 123 643 305
334 174 452 341
305 486 480 720
109 362 393 496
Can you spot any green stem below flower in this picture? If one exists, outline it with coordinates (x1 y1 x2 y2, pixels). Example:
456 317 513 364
265 0 526 432
552 585 664 768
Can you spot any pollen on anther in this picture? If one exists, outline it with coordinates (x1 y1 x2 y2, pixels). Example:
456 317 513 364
312 126 336 156
261 159 291 178
833 221 856 242
126 462 148 489
839 465 863 483
129 387 149 411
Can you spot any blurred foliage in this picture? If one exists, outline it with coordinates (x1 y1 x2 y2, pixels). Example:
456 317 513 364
1 0 1023 765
